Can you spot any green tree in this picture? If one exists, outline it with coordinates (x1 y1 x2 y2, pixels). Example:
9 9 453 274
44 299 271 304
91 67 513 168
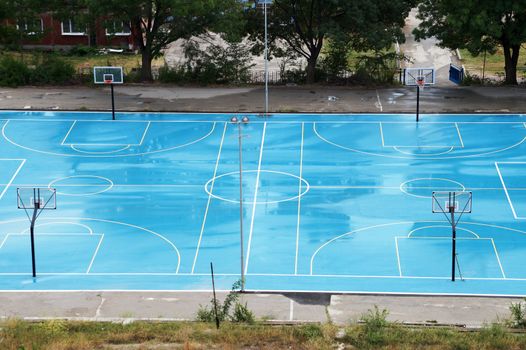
0 0 47 48
92 0 245 82
245 0 415 84
414 0 526 85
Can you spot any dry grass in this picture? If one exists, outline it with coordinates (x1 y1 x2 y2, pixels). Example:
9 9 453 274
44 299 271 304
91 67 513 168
4 50 165 73
2 319 526 350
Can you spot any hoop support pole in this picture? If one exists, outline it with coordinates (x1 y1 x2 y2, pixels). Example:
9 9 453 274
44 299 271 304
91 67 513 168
450 192 456 282
110 84 115 121
416 85 420 122
29 189 39 278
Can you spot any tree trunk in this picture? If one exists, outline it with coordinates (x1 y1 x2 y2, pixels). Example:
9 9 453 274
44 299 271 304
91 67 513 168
141 48 153 82
306 56 318 84
503 42 520 85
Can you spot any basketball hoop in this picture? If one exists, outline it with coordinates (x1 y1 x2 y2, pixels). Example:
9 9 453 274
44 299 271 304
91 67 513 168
416 76 425 90
103 73 114 85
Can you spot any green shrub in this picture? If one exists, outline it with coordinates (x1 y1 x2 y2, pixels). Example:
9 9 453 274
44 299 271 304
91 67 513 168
196 279 255 324
353 51 405 85
125 68 142 83
508 299 526 328
0 55 31 87
31 56 75 85
158 65 188 84
360 306 390 346
232 302 255 324
68 45 98 56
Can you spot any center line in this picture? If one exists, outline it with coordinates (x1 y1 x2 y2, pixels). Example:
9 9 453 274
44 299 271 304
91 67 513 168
191 122 226 273
245 122 267 275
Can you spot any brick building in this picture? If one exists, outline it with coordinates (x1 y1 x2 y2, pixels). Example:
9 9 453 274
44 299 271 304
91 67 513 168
11 13 134 50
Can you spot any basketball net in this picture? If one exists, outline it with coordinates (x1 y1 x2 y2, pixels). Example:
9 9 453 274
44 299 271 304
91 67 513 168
417 78 425 91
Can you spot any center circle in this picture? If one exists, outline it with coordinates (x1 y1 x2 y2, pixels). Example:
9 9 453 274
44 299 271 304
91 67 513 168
205 170 310 204
49 175 114 196
400 178 465 198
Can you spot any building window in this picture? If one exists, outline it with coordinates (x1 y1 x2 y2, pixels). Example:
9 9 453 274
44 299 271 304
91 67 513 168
106 21 131 36
16 18 44 35
61 19 86 35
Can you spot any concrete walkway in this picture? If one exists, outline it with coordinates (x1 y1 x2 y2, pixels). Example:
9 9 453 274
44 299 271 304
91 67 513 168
0 291 519 327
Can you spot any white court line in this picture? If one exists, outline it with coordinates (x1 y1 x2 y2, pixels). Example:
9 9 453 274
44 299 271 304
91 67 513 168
2 120 216 158
395 237 402 277
63 121 151 146
191 122 228 274
455 123 465 148
491 239 507 279
61 120 77 145
245 122 267 275
314 122 526 160
0 235 9 250
0 159 25 201
495 162 519 219
379 122 385 146
375 90 383 112
87 234 104 273
6 183 203 188
138 121 151 145
294 123 304 275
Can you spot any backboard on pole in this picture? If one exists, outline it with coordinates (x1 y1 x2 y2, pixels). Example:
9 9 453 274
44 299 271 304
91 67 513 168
94 66 123 84
404 68 435 86
432 191 472 214
17 187 56 210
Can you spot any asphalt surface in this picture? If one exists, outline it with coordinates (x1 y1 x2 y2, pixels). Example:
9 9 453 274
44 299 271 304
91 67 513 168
0 85 525 114
0 84 525 326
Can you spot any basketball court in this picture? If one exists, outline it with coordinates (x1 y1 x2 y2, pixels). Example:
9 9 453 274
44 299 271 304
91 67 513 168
1 111 526 296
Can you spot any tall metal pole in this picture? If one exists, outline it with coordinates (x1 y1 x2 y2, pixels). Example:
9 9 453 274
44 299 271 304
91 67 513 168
264 1 269 117
238 121 245 291
231 116 249 291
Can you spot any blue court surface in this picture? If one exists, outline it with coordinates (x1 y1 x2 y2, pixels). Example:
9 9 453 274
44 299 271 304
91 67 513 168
2 111 526 296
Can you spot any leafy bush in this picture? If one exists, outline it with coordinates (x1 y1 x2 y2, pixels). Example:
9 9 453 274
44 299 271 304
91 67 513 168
68 45 98 57
360 306 390 346
31 56 75 85
0 55 31 87
232 302 255 324
196 280 255 324
162 40 255 85
319 38 351 83
353 51 405 85
507 299 526 328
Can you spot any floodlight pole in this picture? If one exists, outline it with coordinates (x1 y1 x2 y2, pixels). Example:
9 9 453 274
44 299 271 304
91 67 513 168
231 116 250 291
264 1 269 117
110 84 116 121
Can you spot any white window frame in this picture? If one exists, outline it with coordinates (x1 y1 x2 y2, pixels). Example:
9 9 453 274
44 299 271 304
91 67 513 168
16 18 44 35
61 19 86 36
105 21 131 36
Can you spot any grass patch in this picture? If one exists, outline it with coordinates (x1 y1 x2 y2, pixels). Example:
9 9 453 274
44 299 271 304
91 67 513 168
459 47 526 80
2 50 164 74
3 317 526 349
